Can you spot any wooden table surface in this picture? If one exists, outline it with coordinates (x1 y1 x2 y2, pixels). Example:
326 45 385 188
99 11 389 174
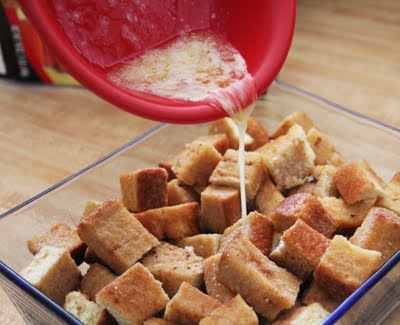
1 0 399 323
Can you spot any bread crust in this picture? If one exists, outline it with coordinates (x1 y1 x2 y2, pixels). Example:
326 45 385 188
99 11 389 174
27 223 86 265
314 235 382 300
200 185 241 233
217 233 301 321
141 242 204 297
78 199 159 274
270 219 331 280
271 193 337 237
96 263 169 325
164 283 221 325
120 168 168 212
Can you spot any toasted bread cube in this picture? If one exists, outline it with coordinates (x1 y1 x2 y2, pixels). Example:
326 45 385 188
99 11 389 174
120 168 168 213
350 207 400 265
255 175 285 216
200 185 241 233
172 141 222 187
77 199 159 274
219 211 274 256
301 281 341 312
271 111 314 139
178 234 221 258
271 193 337 237
203 254 235 303
333 161 384 204
144 318 177 325
164 283 222 324
80 263 117 301
96 263 169 325
319 197 374 232
217 233 301 320
314 235 382 300
27 223 86 265
208 117 254 150
134 203 200 240
195 134 229 155
270 220 331 280
272 303 329 325
167 179 199 206
64 291 115 325
376 172 400 216
20 247 81 305
82 200 102 219
289 165 338 198
306 128 346 167
141 242 204 297
209 149 266 201
246 117 270 150
259 125 315 191
200 294 258 325
159 160 177 181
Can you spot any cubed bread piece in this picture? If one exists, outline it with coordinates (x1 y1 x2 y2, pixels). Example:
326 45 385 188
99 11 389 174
200 294 258 325
246 117 270 149
134 203 200 240
271 111 314 139
159 160 177 181
203 254 235 303
376 172 400 216
259 125 315 191
333 161 384 204
319 197 374 232
289 165 339 198
172 141 222 187
350 207 400 265
217 233 301 321
141 242 204 297
167 179 199 206
301 281 341 312
306 128 346 167
195 134 229 155
64 291 115 325
27 223 86 265
120 168 168 212
77 199 159 274
96 263 169 325
208 117 254 150
178 234 221 258
270 193 337 237
80 263 117 301
270 220 331 280
144 318 177 325
255 175 285 216
164 283 222 325
20 247 81 305
82 200 102 219
209 149 266 201
272 303 329 325
314 235 382 300
219 211 274 256
200 185 241 233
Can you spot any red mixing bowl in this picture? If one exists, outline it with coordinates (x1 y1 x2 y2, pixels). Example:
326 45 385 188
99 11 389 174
19 0 296 124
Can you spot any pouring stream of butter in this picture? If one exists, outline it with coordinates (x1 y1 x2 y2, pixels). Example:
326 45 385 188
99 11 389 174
109 31 258 218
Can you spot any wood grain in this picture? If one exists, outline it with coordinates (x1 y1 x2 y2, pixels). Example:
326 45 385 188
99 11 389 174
0 286 26 325
279 0 400 128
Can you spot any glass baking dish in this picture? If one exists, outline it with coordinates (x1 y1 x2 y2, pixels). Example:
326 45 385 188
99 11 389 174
0 81 399 325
